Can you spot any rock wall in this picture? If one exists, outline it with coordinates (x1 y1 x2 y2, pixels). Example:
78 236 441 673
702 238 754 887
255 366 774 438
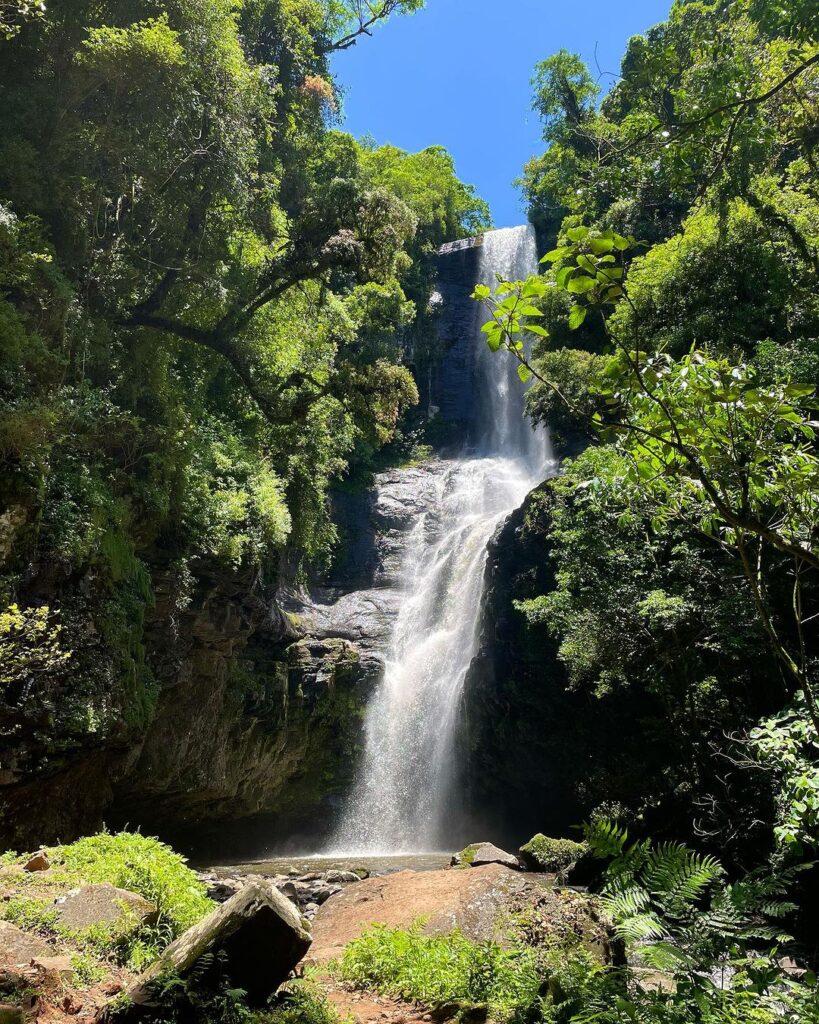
419 236 483 441
0 553 369 853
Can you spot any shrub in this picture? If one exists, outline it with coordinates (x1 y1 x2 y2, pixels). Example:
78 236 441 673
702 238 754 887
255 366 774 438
337 922 542 1022
269 977 344 1024
50 831 213 937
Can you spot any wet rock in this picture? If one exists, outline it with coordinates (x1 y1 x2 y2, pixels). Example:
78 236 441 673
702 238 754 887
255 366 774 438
205 878 243 903
118 880 311 1013
311 883 342 905
451 843 520 870
22 852 49 873
54 883 157 931
0 922 53 965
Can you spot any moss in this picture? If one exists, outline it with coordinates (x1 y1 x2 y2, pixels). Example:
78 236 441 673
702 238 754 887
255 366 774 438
518 834 587 873
452 844 478 868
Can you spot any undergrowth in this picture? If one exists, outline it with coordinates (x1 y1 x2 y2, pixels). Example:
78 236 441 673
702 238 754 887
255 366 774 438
0 831 213 975
337 922 543 1022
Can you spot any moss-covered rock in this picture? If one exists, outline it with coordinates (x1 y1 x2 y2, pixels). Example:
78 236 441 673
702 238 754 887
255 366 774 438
518 834 587 873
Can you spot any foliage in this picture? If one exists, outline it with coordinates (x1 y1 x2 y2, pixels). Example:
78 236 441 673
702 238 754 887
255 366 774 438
750 699 819 859
0 603 70 690
477 223 819 737
337 921 543 1022
50 831 212 937
269 976 346 1024
0 0 44 39
0 0 481 798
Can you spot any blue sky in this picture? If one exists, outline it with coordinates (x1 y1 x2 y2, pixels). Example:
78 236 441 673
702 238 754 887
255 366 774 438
332 0 670 228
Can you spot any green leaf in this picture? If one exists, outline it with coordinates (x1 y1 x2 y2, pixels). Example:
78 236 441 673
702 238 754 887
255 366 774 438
567 275 596 294
556 266 574 289
566 225 589 242
589 236 615 255
517 363 532 383
525 323 550 338
568 305 587 330
519 305 543 317
541 245 572 263
471 284 491 300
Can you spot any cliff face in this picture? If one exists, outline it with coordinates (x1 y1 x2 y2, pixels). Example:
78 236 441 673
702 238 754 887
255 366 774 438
458 482 588 846
0 551 369 852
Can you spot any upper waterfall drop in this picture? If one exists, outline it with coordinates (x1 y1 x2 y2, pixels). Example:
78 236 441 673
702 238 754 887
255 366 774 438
327 225 554 855
474 224 550 473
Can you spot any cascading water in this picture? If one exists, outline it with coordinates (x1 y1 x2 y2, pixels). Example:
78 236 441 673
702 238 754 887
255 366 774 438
328 225 553 855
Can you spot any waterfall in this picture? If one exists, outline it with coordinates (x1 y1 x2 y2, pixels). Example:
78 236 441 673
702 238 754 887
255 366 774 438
328 225 553 854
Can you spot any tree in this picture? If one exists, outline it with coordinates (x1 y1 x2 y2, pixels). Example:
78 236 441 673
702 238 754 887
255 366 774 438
475 226 819 732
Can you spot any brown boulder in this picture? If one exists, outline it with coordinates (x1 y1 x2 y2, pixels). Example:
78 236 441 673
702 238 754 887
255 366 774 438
54 884 157 932
22 852 49 873
307 864 610 964
451 842 520 870
0 922 52 965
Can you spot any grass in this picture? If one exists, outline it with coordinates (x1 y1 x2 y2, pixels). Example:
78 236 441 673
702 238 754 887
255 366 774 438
337 922 543 1022
0 831 214 974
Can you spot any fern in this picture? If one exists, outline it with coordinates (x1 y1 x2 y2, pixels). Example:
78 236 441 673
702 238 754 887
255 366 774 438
587 819 805 984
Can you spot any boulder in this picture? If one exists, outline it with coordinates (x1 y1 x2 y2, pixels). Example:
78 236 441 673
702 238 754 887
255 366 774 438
22 852 49 873
307 863 611 965
54 883 157 931
451 843 520 870
119 880 311 1013
323 870 361 884
518 835 587 874
0 922 52 965
0 1005 24 1024
276 881 299 905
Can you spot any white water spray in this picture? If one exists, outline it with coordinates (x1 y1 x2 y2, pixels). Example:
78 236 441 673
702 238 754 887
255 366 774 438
328 226 553 854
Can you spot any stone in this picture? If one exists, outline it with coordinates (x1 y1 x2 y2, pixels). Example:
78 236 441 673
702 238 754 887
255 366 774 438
206 879 242 903
120 880 311 1012
54 883 157 931
323 870 361 884
451 843 520 870
311 883 342 905
518 835 587 874
277 881 300 905
28 956 73 984
0 1005 24 1024
0 922 52 965
22 852 49 873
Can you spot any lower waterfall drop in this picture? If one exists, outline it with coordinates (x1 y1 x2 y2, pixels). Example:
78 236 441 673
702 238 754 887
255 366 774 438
329 225 553 854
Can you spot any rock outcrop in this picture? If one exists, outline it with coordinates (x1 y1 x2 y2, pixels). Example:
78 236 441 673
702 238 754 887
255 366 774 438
306 864 611 965
0 921 53 964
118 881 311 1015
54 883 157 931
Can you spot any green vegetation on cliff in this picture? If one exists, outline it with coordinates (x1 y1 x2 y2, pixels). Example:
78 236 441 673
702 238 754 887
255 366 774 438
0 0 491 841
471 0 819 1017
